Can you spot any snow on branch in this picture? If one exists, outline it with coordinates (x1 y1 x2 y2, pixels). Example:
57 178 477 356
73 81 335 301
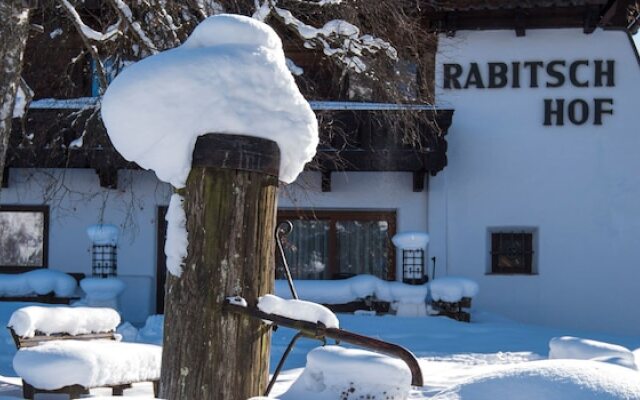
271 6 397 73
59 0 121 42
107 0 159 54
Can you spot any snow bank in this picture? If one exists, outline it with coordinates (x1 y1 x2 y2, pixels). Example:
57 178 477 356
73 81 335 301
13 340 161 390
275 275 428 305
101 14 318 187
549 336 637 370
136 315 164 345
86 224 119 245
430 277 479 303
8 306 120 338
430 359 640 400
116 321 138 342
0 269 77 298
258 294 339 328
281 345 412 400
164 193 188 277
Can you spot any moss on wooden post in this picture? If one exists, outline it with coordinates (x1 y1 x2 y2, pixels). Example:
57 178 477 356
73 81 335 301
160 134 280 400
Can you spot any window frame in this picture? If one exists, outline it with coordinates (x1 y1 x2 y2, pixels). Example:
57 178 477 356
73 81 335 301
278 209 397 281
0 205 50 272
487 227 538 275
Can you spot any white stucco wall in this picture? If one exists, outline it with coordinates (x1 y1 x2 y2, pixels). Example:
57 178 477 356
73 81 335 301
0 169 172 324
1 169 426 323
280 171 429 279
430 29 640 334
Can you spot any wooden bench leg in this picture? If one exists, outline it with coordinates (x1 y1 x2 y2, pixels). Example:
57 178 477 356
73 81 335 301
22 381 35 400
153 380 160 397
67 386 90 399
112 384 131 396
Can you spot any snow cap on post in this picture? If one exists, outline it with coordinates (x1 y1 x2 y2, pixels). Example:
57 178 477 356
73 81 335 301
101 14 318 188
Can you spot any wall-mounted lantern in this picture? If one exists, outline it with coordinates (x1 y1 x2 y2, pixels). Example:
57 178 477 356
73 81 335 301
392 232 429 285
86 224 119 277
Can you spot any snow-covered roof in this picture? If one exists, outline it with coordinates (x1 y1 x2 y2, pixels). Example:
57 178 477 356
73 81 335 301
29 97 446 112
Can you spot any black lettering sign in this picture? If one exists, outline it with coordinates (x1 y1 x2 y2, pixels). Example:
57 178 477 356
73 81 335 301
546 60 566 88
569 60 589 87
442 60 617 126
544 99 564 126
594 98 614 125
568 99 589 125
443 64 463 89
488 62 508 89
464 63 485 89
594 60 615 87
523 61 544 88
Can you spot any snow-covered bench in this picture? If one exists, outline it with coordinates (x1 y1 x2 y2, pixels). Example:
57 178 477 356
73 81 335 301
429 277 479 322
8 306 161 399
0 270 84 304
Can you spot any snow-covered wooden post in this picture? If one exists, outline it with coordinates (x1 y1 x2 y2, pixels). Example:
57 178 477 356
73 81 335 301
161 134 279 399
100 14 318 400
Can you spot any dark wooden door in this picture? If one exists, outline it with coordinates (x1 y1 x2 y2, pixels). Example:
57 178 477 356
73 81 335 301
156 206 168 314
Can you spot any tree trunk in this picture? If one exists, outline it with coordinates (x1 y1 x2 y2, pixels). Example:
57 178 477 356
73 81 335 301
161 134 280 400
0 0 31 190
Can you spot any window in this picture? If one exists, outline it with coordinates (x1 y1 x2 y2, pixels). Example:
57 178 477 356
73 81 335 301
0 206 49 271
489 229 536 274
277 210 396 280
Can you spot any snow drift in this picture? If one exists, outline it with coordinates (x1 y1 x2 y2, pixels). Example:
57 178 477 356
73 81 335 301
549 336 637 370
280 345 412 400
101 14 318 187
430 359 640 400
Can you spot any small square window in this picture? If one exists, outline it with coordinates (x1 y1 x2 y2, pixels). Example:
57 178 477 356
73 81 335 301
0 206 49 271
489 230 535 274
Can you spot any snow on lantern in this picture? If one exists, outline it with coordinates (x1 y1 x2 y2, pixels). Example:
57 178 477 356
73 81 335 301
392 232 429 285
86 224 119 277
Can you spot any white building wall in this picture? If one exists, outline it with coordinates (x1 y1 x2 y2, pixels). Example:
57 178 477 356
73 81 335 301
280 171 429 280
1 169 426 323
430 29 640 334
0 169 172 324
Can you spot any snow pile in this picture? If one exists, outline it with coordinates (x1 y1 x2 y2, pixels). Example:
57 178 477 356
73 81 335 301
392 232 430 249
0 269 77 298
86 224 119 245
430 360 640 400
258 294 339 328
430 277 479 303
164 194 188 277
13 340 161 390
275 275 428 305
136 315 164 345
8 306 120 338
549 336 637 370
281 346 412 400
80 277 126 301
116 321 138 342
101 14 318 188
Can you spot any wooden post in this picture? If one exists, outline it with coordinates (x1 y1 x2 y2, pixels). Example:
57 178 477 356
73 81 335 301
160 134 280 400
